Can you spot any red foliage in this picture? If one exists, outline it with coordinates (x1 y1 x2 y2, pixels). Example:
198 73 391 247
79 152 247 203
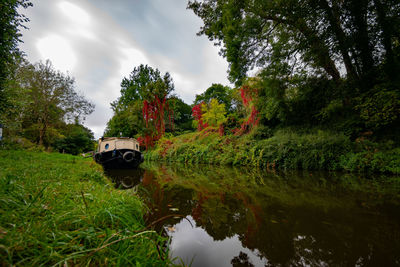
140 94 174 149
137 134 154 150
218 124 224 136
234 85 259 135
240 85 256 107
160 139 173 157
192 103 208 131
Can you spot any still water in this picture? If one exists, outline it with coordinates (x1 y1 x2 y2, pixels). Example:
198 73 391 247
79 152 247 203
104 163 400 267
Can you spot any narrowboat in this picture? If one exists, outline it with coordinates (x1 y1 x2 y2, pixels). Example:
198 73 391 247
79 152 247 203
94 137 144 169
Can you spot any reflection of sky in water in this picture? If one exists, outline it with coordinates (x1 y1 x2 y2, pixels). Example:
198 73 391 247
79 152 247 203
168 216 268 267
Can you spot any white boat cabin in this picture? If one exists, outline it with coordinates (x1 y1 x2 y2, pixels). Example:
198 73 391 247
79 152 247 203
97 137 140 153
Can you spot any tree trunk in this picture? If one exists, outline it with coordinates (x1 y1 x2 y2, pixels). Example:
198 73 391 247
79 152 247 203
348 0 376 89
295 19 341 82
374 0 397 81
318 0 359 80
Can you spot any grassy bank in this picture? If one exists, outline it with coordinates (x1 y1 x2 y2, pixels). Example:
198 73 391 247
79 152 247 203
146 128 400 174
0 150 168 266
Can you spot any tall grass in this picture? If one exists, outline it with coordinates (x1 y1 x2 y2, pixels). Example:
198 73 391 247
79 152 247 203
0 151 168 266
146 127 400 174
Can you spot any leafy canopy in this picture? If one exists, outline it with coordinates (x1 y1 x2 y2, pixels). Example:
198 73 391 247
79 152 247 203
202 98 227 127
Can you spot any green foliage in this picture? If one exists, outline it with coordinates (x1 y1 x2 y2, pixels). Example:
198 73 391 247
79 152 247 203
53 124 95 155
356 87 400 129
194 83 233 111
106 64 183 142
168 96 194 133
105 101 143 138
0 0 32 113
1 60 94 148
0 151 169 266
339 148 400 174
202 98 227 127
114 64 174 110
189 0 400 138
146 127 400 174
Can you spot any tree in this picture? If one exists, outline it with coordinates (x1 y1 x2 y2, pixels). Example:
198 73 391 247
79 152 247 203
113 64 174 110
192 102 208 131
202 98 227 127
188 0 400 135
53 123 95 155
188 0 400 89
0 0 32 113
108 64 175 148
169 96 194 133
194 84 233 111
104 101 143 138
20 60 94 146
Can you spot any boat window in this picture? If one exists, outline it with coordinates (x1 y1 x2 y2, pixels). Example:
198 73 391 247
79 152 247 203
105 143 109 149
136 144 139 150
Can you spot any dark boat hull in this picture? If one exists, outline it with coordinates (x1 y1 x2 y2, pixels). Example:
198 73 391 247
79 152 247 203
94 149 144 169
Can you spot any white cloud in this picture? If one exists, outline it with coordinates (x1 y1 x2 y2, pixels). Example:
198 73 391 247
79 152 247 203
118 47 149 79
36 35 77 73
58 1 91 26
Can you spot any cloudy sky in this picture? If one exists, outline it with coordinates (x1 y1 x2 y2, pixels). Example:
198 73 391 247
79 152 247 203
19 0 230 138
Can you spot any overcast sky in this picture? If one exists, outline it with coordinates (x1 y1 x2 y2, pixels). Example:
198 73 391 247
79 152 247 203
19 0 230 138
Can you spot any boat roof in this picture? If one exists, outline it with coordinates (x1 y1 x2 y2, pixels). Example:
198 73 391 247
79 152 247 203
99 137 138 142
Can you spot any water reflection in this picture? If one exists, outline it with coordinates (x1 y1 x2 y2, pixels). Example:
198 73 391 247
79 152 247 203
104 168 144 189
105 163 400 267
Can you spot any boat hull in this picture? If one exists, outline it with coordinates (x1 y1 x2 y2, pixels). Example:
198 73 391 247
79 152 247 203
94 149 144 169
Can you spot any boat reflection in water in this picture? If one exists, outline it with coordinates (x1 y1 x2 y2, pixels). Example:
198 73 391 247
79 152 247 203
104 168 144 189
104 162 400 267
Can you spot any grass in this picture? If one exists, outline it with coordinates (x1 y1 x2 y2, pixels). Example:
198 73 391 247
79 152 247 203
0 150 169 266
146 127 400 174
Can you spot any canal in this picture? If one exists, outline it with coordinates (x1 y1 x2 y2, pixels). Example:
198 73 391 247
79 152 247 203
104 162 400 267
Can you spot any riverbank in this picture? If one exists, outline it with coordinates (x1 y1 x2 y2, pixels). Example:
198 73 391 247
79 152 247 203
146 128 400 174
0 150 168 266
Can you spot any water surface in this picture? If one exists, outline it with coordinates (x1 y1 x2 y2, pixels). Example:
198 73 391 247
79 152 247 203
105 163 400 267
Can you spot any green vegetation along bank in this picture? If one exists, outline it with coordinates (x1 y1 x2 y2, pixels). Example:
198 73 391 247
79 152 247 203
0 150 168 266
146 128 400 175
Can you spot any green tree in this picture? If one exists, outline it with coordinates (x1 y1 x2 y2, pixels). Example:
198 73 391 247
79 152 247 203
169 96 194 133
104 101 143 138
107 64 175 146
113 64 174 111
0 0 32 113
194 83 233 112
188 0 400 88
202 98 227 127
188 0 400 134
19 60 94 146
53 123 95 155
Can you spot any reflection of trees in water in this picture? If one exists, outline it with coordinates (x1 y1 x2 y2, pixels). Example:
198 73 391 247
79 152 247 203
139 163 400 266
231 251 254 267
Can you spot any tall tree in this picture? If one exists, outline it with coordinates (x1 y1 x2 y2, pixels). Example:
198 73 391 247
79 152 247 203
108 64 175 148
188 0 400 89
0 0 32 113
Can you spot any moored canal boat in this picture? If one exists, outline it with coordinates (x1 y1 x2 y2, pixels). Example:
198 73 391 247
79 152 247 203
94 137 144 169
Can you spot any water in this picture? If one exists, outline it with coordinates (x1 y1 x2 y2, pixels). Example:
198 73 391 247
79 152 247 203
104 163 400 267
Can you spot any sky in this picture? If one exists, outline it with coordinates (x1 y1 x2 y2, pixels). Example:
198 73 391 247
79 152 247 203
19 0 230 138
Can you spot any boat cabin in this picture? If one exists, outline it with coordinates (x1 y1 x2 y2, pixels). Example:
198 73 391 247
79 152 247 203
97 137 140 153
